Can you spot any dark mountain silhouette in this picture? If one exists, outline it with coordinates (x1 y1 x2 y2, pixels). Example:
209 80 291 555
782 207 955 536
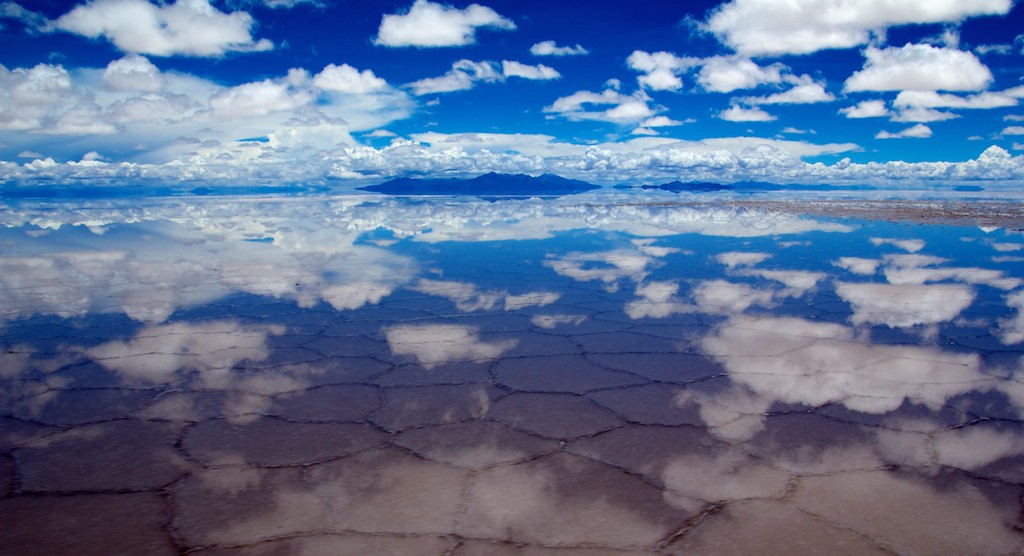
358 172 600 197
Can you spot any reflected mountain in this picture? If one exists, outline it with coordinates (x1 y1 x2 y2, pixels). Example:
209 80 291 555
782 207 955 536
358 172 600 197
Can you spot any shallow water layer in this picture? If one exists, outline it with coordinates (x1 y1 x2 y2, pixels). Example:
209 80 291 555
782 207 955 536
2 196 1024 555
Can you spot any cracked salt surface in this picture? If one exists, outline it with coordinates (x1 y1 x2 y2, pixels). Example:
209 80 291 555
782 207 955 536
2 196 1024 554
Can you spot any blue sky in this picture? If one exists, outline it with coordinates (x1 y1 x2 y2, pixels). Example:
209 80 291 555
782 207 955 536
1 0 1024 187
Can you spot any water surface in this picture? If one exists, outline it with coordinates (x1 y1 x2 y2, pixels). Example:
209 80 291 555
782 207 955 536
2 195 1023 554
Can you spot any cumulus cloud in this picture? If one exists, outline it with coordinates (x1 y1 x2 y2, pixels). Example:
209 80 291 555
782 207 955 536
891 107 959 123
719 105 776 122
876 124 932 139
9 129 1024 189
406 59 555 95
627 50 698 92
374 0 515 48
705 0 1012 56
0 63 73 131
54 0 273 57
739 79 834 106
844 44 993 92
894 90 1019 111
839 99 890 118
530 40 588 56
207 74 316 120
312 63 388 94
697 56 786 93
500 60 560 80
545 87 657 124
101 54 163 92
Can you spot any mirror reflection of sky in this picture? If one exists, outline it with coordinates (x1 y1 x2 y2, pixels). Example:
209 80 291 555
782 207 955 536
3 195 1024 554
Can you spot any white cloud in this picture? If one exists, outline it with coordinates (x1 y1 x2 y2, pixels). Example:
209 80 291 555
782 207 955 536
627 50 698 92
207 77 316 120
839 100 890 118
0 1 50 30
719 105 776 122
374 0 515 48
705 0 1012 56
876 124 932 139
405 59 557 96
740 79 834 105
10 125 1024 189
500 60 560 81
638 116 683 128
845 44 993 92
697 56 785 93
891 107 959 123
312 64 388 94
894 90 1019 110
406 59 502 95
54 0 273 57
544 87 656 124
1000 126 1024 136
530 40 588 56
0 63 73 131
101 54 163 92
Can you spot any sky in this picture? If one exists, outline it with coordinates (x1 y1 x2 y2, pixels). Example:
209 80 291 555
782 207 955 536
1 0 1024 188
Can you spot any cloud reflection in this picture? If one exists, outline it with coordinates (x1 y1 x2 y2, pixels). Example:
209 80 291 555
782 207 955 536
687 315 1000 440
383 324 517 369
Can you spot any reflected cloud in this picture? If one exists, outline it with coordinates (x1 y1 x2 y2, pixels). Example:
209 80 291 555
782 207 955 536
997 290 1024 345
870 237 925 252
836 282 976 328
410 279 559 313
716 251 771 269
530 313 587 329
833 256 880 275
383 324 517 369
687 315 996 440
545 249 656 292
3 196 1024 554
0 218 415 325
882 253 1021 290
86 320 284 386
411 279 505 312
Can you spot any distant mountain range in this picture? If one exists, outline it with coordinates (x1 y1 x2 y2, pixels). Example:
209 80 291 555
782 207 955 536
358 173 879 198
359 172 600 197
